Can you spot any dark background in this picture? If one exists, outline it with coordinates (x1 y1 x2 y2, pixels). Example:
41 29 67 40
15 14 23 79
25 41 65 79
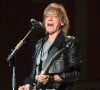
0 0 100 90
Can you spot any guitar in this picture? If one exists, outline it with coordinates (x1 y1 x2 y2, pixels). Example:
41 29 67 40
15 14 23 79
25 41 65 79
32 47 66 90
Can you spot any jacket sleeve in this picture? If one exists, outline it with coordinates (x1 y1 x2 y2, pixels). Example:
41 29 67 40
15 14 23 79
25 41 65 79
23 50 36 86
59 38 82 82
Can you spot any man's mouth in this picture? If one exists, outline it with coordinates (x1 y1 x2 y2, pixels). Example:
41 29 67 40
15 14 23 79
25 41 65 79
47 23 53 26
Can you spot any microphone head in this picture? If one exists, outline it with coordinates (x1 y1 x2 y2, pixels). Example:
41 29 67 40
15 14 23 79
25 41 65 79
30 18 35 23
30 18 42 27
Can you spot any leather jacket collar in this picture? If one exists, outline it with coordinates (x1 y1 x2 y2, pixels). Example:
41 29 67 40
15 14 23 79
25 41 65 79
43 31 66 50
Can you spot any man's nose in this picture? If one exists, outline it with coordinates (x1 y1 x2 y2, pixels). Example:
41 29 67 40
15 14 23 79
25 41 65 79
48 16 53 21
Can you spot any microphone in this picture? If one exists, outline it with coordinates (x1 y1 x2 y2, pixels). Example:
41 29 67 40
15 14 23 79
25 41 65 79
30 18 42 28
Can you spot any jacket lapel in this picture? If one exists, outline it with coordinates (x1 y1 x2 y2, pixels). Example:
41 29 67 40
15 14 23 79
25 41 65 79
42 32 65 70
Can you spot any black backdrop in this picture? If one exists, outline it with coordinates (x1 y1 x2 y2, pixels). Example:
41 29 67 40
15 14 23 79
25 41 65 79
0 0 100 90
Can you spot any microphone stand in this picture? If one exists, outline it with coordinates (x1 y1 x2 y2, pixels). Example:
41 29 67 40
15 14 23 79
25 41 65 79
6 26 35 90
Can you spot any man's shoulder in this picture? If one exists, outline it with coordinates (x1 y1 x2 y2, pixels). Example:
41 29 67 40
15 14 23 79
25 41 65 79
65 35 75 42
64 35 80 48
66 35 75 39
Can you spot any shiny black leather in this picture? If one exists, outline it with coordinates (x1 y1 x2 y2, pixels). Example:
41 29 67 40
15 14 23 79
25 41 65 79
24 32 82 90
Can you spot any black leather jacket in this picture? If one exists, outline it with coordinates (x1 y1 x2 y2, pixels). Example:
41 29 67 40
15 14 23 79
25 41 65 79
24 32 82 90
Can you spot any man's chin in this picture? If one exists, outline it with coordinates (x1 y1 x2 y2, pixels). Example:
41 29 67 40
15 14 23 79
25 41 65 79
48 30 60 35
48 31 55 35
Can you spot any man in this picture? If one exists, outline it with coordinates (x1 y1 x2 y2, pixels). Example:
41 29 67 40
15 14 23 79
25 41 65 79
18 3 82 90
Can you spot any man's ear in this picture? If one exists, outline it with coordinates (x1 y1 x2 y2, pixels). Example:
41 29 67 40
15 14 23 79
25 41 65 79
60 20 64 26
61 23 64 26
60 22 64 26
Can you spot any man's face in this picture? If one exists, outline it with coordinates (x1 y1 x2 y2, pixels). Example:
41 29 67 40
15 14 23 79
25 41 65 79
44 10 63 34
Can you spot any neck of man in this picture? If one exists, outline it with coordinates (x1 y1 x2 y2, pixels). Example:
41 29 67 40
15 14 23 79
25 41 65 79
47 30 61 44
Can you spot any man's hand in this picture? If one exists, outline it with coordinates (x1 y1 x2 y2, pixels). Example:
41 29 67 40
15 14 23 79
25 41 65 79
18 84 30 90
35 74 62 84
53 75 62 82
35 74 50 84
